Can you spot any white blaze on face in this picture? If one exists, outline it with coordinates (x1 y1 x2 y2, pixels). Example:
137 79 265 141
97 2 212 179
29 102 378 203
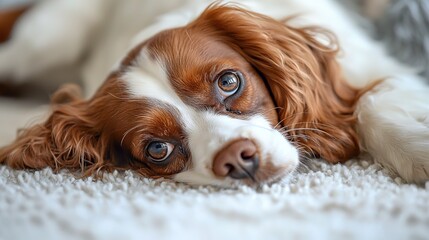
123 49 299 186
175 112 299 185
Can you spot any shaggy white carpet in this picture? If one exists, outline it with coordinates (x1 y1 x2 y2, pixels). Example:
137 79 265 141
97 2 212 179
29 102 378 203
1 99 429 240
1 157 429 240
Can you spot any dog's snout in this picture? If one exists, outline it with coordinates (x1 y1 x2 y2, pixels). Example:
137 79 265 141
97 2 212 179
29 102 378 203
213 139 259 179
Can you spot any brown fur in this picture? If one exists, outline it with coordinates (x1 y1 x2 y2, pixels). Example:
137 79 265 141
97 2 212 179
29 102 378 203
0 83 111 176
0 4 364 177
148 27 278 124
190 5 360 162
0 74 190 177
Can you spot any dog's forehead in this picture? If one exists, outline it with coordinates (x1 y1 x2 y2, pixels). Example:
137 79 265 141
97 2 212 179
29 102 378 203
147 28 238 61
123 48 179 105
122 29 198 105
121 28 238 119
121 45 198 133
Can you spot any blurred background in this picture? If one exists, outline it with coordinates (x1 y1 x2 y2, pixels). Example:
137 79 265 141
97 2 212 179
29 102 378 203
0 0 428 145
1 0 428 100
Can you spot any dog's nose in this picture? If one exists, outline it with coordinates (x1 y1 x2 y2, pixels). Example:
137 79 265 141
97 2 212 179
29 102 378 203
213 139 259 179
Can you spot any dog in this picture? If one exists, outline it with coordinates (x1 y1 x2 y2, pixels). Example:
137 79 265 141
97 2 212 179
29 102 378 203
1 0 428 186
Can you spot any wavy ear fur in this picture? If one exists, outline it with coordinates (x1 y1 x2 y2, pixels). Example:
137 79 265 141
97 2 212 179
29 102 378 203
193 5 360 162
0 84 112 175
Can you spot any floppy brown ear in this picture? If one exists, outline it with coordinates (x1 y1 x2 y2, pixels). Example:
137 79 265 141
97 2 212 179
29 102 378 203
194 5 360 162
0 84 111 175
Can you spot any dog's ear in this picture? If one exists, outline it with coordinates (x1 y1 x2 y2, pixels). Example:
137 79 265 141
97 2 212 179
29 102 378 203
195 5 360 162
0 84 112 175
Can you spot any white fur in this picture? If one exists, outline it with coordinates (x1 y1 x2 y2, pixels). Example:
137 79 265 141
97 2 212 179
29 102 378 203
356 77 429 183
176 113 299 185
123 48 197 134
124 49 184 108
0 0 108 80
1 0 428 184
125 50 299 185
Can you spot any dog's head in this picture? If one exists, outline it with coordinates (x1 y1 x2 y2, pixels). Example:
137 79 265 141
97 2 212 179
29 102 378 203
0 5 359 186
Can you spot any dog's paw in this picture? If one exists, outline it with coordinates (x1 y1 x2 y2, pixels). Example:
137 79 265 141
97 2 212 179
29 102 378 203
375 119 429 184
405 114 429 183
356 77 429 184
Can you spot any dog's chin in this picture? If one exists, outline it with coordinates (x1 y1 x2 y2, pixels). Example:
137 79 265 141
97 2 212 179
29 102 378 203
173 163 298 188
243 165 297 187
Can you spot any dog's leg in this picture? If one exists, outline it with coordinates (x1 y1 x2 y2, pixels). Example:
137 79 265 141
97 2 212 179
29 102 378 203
0 0 109 82
356 76 429 183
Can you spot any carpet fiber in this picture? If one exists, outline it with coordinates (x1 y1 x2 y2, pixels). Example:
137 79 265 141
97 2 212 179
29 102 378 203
2 69 429 238
1 155 428 240
1 99 429 240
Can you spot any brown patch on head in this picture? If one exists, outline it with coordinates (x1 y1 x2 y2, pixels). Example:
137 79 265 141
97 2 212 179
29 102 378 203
182 4 362 163
146 27 278 125
0 71 190 178
84 74 191 177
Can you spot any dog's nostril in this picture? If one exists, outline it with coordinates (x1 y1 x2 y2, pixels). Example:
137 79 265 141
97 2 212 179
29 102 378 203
224 163 234 174
229 155 259 180
213 139 259 180
241 149 256 160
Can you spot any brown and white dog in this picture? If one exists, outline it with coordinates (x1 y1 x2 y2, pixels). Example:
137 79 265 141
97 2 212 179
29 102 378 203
1 0 429 186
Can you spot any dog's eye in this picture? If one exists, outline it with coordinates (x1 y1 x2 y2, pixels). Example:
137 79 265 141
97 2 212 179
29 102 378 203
146 141 174 162
217 71 241 97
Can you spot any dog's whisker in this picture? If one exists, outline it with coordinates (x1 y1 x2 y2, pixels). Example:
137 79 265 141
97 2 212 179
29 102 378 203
107 92 141 102
276 120 341 131
273 111 311 129
282 127 338 141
